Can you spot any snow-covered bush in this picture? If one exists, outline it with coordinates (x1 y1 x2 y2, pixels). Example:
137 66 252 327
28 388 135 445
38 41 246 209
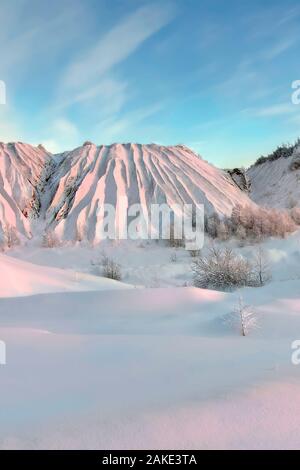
102 257 122 281
192 246 254 291
226 296 258 336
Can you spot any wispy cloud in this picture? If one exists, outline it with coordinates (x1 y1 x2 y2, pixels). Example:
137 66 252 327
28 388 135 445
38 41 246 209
0 1 86 79
55 77 130 116
246 103 297 117
49 2 176 146
215 60 260 100
93 102 166 142
247 4 300 38
61 2 175 93
262 36 297 60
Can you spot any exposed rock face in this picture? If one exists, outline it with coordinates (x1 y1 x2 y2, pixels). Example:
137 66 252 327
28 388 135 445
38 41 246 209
226 168 251 192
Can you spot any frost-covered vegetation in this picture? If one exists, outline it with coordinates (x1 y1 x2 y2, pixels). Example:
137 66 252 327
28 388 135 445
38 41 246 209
205 204 298 243
255 138 300 166
192 245 271 291
225 296 258 336
91 253 122 281
102 257 122 281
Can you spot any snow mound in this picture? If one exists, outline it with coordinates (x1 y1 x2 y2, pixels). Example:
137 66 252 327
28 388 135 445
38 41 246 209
0 276 300 449
0 253 132 298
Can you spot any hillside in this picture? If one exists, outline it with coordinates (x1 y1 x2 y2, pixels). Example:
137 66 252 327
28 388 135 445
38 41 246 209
247 145 300 209
0 142 52 241
0 142 254 244
47 143 254 242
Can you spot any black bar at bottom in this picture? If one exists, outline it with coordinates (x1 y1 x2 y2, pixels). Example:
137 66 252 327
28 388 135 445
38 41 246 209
0 450 295 465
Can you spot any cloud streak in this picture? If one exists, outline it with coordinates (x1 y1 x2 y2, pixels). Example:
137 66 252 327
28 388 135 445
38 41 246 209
262 36 298 60
246 103 298 118
61 2 175 93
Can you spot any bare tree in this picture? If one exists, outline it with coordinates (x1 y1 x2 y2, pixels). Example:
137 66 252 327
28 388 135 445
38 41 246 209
252 246 272 286
227 296 258 336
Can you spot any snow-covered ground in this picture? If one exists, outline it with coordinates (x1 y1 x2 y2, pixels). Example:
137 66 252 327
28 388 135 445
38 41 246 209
248 147 300 209
0 233 300 449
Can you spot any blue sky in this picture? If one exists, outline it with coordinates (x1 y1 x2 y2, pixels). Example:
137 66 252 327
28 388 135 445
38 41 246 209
0 0 300 167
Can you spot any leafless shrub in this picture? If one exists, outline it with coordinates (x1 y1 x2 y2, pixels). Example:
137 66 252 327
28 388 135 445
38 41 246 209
206 204 297 243
102 257 122 281
252 246 272 286
192 246 254 291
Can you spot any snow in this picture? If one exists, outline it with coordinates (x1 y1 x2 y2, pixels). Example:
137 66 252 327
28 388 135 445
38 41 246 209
0 231 300 449
0 142 51 239
0 253 132 298
247 148 300 208
0 142 254 243
0 140 300 449
48 143 254 242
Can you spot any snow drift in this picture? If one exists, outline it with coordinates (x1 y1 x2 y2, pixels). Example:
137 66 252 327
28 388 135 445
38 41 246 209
0 253 132 297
